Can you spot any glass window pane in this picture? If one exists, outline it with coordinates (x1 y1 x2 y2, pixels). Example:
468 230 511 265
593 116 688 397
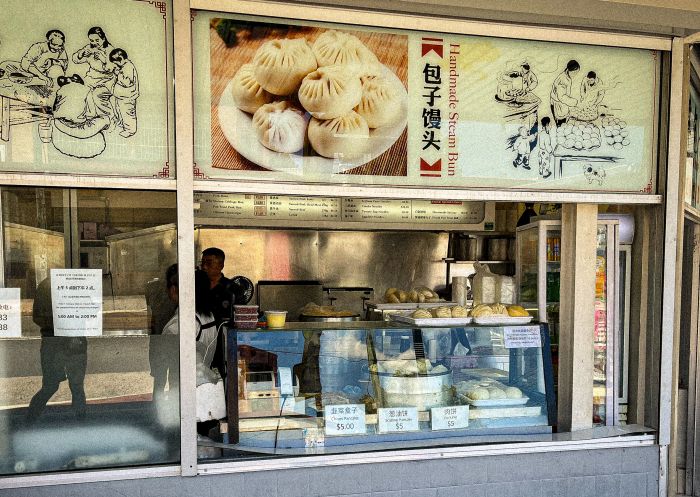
0 187 179 475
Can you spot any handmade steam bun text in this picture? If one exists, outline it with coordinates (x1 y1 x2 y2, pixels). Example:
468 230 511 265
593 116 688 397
230 29 405 159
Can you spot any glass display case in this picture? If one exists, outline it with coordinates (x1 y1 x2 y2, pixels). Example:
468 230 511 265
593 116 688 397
226 322 555 456
516 218 620 426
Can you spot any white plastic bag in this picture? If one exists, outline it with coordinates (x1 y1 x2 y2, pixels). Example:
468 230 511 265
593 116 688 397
496 276 516 304
472 262 497 305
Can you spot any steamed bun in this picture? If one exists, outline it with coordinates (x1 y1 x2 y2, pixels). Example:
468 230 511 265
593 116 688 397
307 111 369 159
505 387 523 399
312 30 378 70
467 388 490 400
253 38 317 95
298 65 362 120
230 63 273 114
252 101 308 153
355 75 402 128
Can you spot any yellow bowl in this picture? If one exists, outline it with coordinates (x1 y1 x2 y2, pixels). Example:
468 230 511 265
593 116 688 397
265 310 287 328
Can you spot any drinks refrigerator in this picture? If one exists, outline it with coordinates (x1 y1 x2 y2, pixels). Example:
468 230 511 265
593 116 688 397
516 218 622 426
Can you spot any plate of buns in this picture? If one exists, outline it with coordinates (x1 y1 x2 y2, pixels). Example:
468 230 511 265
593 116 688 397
218 30 408 174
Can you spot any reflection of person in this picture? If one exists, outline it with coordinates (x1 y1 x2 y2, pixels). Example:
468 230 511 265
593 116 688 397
20 29 68 87
145 274 178 402
537 116 554 179
71 27 114 89
109 48 139 138
161 266 220 435
26 276 88 422
200 247 251 379
550 59 580 127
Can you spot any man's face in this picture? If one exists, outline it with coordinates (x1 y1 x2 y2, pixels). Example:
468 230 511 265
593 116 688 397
201 255 224 281
48 33 64 53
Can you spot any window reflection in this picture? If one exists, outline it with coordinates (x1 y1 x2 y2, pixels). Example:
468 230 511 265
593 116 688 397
0 187 179 474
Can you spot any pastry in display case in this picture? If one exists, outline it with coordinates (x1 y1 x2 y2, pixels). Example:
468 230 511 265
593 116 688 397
227 322 555 453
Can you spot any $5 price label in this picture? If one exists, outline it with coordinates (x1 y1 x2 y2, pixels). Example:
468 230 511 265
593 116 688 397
324 404 366 436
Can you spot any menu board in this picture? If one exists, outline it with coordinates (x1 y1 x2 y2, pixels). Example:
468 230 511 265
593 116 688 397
193 13 659 193
195 193 487 227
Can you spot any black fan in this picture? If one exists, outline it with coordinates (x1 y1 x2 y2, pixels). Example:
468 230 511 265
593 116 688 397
232 275 254 304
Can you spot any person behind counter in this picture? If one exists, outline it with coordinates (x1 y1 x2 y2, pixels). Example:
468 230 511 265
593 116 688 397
200 247 250 379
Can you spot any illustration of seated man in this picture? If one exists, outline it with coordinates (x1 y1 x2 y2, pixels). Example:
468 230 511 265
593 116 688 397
20 29 68 88
51 74 111 158
109 48 139 138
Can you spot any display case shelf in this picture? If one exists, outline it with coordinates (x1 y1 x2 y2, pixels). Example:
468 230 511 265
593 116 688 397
226 322 555 452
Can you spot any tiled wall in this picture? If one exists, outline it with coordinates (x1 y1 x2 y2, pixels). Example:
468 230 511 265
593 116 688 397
0 445 659 497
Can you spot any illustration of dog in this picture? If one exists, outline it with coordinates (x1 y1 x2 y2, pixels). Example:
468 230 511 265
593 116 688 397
583 163 606 185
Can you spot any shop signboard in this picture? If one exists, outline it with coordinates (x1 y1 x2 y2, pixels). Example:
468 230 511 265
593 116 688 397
193 13 659 193
0 0 174 178
50 269 102 337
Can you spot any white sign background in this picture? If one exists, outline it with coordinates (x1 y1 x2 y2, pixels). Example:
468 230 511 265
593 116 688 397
377 407 420 433
504 325 542 349
50 269 103 337
325 404 367 436
0 288 21 338
431 405 469 431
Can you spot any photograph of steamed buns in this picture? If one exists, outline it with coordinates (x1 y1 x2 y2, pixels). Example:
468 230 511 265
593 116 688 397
223 27 407 168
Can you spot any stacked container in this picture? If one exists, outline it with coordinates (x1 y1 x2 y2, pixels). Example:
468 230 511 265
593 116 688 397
234 305 259 329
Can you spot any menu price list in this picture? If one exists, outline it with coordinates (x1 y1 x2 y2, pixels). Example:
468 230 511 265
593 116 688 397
195 194 484 225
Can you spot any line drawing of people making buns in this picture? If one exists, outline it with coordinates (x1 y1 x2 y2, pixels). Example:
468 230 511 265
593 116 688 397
0 25 140 155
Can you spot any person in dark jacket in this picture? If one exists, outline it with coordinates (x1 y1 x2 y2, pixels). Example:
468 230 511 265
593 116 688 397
199 247 251 379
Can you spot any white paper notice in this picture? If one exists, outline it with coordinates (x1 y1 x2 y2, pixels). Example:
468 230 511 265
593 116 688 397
503 326 542 348
325 404 367 436
431 406 469 430
50 269 102 337
0 288 21 338
377 407 420 433
278 367 294 396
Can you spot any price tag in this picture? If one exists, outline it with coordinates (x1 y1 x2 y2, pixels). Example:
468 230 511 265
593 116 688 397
431 405 469 431
0 288 21 338
503 326 541 348
278 367 293 396
50 269 102 337
324 404 366 436
377 407 419 433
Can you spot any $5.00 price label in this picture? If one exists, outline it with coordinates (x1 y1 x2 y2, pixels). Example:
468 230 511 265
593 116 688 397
431 405 469 431
377 407 419 433
324 404 366 436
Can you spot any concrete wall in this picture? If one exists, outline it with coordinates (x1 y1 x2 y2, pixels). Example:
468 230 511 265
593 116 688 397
0 445 659 497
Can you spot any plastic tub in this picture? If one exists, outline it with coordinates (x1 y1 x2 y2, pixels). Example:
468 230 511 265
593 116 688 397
265 310 287 328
